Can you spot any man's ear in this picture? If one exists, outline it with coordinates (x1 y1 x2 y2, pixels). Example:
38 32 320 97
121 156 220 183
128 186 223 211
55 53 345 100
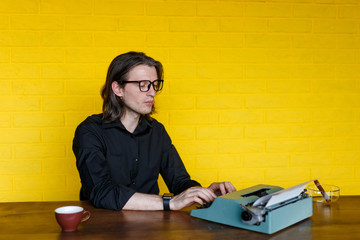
112 81 123 97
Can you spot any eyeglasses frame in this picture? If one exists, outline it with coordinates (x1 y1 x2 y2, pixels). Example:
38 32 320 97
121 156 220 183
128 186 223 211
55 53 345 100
119 80 164 92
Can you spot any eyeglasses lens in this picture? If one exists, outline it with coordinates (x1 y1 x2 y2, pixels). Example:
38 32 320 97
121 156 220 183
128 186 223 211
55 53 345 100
139 80 163 92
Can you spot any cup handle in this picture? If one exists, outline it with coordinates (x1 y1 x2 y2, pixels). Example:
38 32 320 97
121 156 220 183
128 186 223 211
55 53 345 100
81 210 91 222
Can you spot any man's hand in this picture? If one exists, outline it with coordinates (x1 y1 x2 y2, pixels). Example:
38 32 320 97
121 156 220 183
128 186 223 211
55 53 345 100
208 182 236 196
169 182 236 211
169 187 217 211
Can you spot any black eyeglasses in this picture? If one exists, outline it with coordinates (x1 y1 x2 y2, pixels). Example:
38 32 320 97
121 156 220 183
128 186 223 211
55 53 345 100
120 80 164 92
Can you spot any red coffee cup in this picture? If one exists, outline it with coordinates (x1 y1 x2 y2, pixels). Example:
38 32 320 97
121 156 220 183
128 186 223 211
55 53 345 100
55 206 90 232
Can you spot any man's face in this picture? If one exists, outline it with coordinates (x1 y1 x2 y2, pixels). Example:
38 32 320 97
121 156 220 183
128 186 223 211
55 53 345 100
114 64 158 118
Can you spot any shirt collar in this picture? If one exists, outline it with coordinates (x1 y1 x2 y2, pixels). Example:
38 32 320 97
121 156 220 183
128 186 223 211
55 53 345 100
133 117 153 135
102 115 153 135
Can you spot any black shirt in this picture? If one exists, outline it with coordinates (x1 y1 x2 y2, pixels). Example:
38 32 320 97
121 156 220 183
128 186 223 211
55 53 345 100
72 114 200 210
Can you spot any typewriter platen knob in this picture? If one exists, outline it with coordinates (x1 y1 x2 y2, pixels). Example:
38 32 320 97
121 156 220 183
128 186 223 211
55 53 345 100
241 211 252 221
240 204 265 225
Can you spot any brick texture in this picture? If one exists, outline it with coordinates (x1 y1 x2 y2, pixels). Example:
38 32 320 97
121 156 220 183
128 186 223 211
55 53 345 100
1 0 360 202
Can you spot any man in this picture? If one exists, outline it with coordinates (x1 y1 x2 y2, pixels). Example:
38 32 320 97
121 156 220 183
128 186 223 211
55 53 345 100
73 52 236 211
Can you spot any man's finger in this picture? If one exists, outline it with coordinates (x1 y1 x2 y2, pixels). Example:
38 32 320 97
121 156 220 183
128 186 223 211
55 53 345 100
225 182 236 193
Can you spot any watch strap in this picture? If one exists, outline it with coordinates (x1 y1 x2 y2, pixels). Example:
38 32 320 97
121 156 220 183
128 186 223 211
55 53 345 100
162 193 173 211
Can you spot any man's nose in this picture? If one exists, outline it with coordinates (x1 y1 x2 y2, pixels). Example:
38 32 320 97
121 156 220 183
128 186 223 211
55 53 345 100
147 85 156 96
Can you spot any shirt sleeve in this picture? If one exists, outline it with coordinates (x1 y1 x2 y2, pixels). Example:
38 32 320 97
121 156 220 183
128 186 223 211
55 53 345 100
159 126 201 195
73 122 135 210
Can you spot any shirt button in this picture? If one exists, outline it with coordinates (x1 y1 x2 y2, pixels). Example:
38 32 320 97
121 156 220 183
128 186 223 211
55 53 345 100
132 182 136 185
135 158 138 162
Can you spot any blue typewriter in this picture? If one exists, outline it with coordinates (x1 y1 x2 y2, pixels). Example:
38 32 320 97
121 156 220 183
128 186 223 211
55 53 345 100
190 181 313 234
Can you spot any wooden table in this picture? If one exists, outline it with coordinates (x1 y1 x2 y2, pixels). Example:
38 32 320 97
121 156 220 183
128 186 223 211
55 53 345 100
0 196 359 240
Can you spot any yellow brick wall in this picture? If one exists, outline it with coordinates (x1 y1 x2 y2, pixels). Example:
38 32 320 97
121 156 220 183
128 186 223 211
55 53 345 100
1 0 360 202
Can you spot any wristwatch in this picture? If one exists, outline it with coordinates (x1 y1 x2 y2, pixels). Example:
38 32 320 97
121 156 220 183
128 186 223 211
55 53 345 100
162 193 174 211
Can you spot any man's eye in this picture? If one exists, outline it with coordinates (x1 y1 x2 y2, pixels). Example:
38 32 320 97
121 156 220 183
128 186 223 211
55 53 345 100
139 81 148 87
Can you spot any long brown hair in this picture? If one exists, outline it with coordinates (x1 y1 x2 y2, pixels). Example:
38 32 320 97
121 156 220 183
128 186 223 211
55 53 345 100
101 52 163 122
